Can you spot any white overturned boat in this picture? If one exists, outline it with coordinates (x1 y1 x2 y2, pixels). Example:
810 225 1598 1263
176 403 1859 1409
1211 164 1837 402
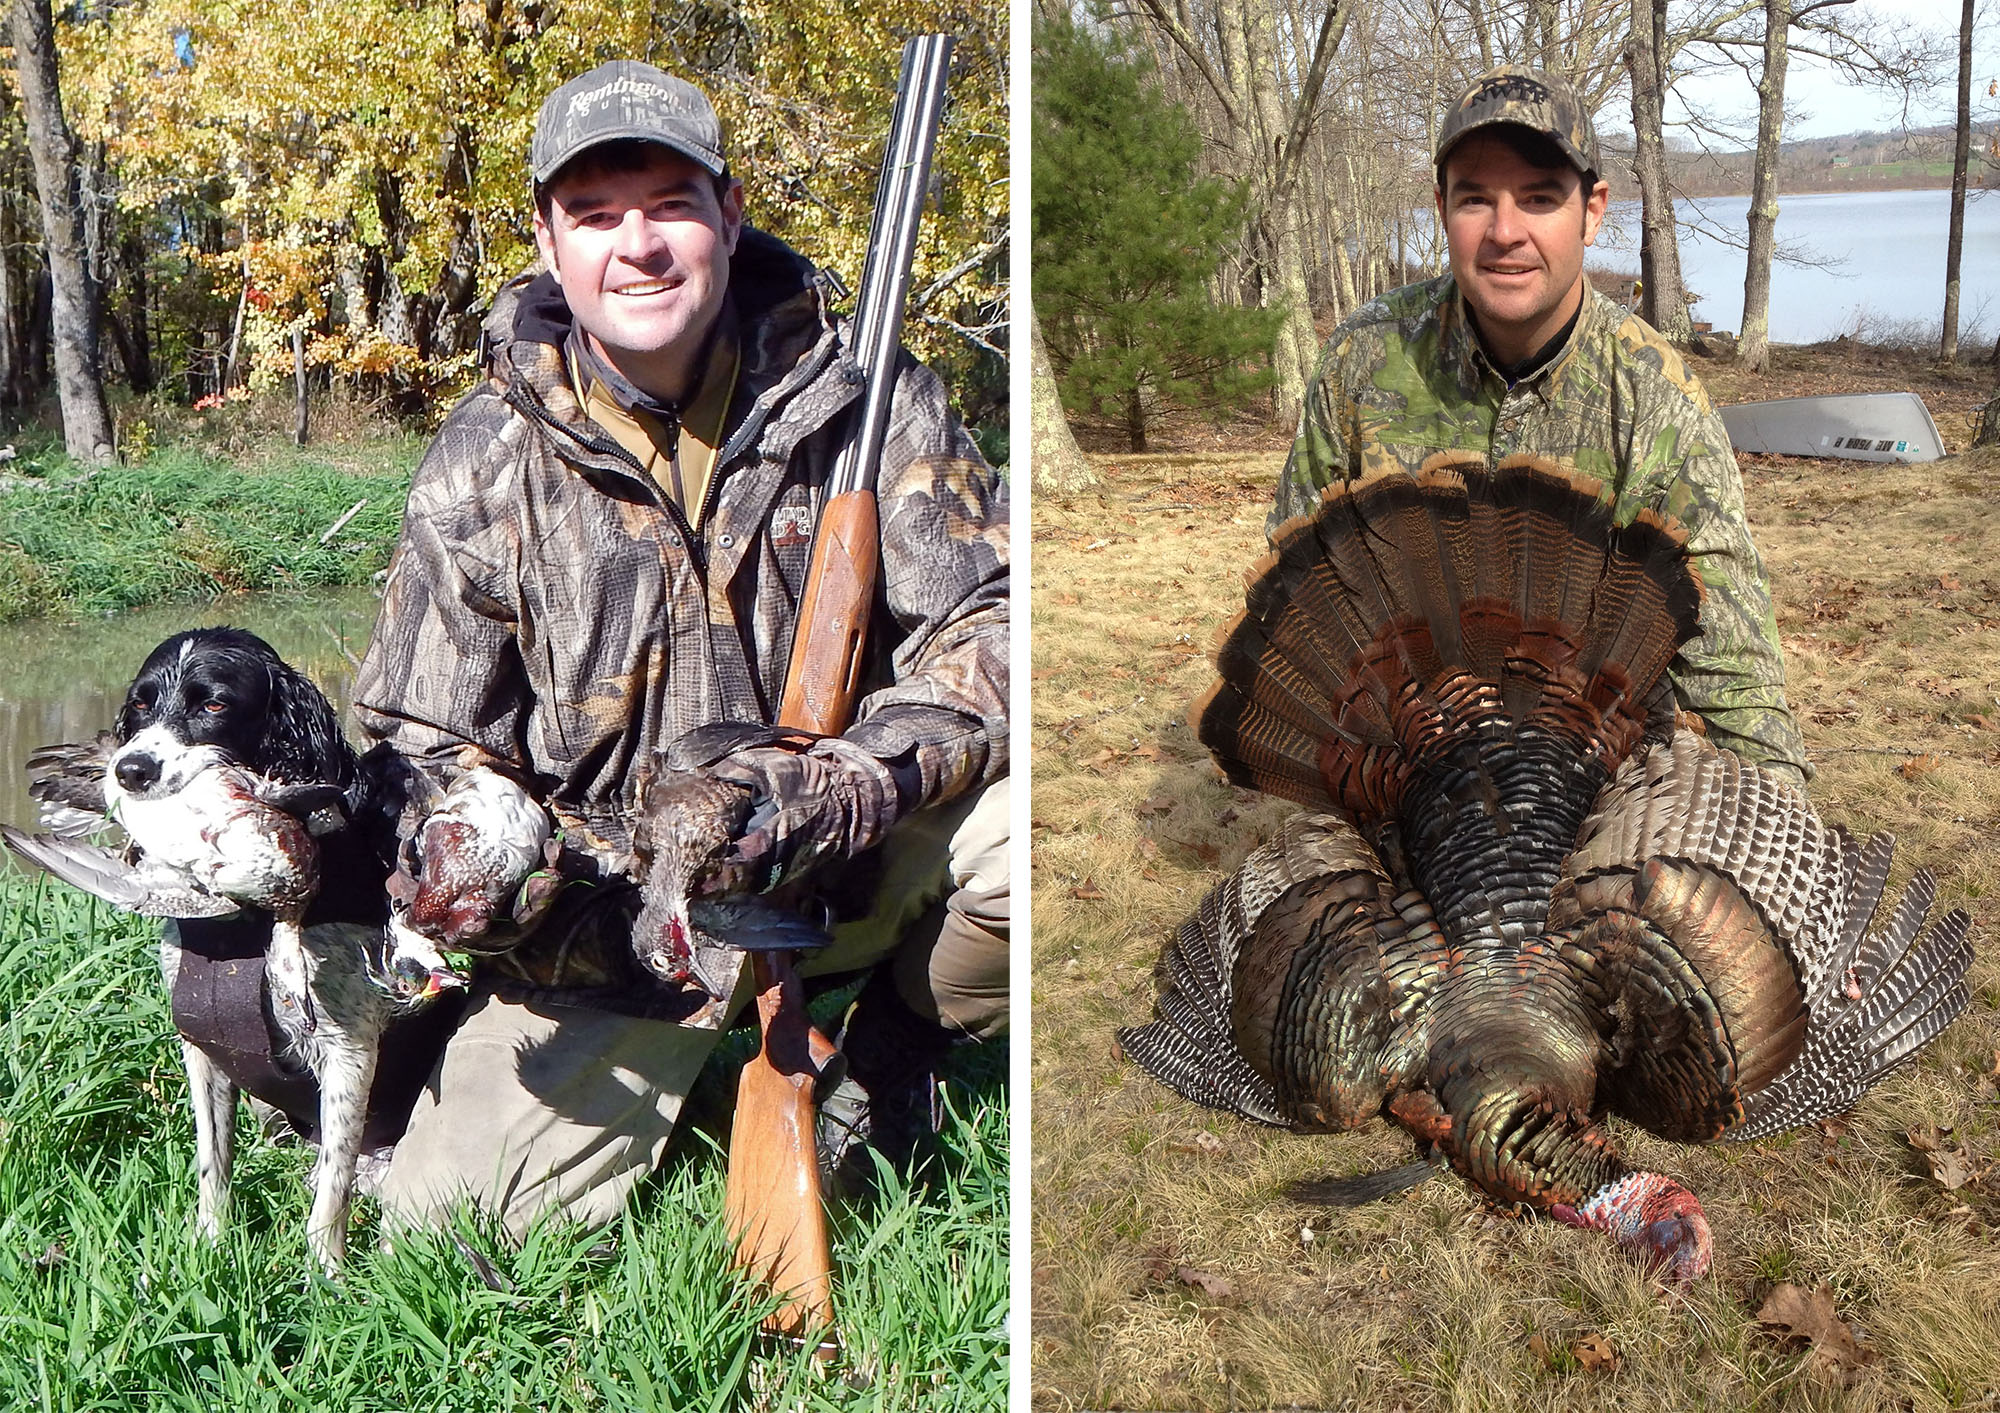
1719 391 1943 464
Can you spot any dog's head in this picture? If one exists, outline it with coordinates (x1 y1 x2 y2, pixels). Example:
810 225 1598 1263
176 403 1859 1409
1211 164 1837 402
112 627 353 794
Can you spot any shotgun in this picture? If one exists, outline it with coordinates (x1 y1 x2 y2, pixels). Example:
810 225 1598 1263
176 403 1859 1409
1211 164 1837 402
722 32 956 1354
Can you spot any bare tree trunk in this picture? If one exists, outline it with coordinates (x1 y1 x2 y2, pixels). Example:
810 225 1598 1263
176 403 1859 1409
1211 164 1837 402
1124 382 1148 453
1738 0 1789 372
292 324 308 446
11 0 113 463
1628 0 1693 342
1030 311 1096 492
1940 0 1973 365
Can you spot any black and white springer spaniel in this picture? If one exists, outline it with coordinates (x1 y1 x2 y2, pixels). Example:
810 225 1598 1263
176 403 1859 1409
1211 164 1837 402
2 627 456 1276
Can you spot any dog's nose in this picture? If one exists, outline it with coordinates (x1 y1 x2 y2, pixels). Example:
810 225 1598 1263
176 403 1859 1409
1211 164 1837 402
114 754 162 793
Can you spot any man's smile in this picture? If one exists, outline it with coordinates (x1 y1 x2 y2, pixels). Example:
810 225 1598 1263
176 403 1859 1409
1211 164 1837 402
610 278 682 297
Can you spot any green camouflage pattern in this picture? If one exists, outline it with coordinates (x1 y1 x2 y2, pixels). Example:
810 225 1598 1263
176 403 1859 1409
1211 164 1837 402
1436 64 1599 179
1272 274 1811 784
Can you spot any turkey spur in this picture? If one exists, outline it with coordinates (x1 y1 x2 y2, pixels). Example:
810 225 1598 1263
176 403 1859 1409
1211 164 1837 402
1120 455 1973 1284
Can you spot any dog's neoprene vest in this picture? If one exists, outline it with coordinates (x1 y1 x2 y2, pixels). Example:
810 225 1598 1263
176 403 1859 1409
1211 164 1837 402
170 913 469 1153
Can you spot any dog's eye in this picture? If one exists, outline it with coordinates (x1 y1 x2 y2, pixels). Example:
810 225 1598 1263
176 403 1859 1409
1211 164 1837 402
202 700 227 714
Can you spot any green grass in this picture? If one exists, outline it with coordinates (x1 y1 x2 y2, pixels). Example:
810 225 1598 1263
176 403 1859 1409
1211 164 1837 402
0 866 1007 1409
0 441 416 622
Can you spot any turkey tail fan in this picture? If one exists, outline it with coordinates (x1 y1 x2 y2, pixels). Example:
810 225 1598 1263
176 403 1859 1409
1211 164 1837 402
1193 456 1704 821
1117 815 1374 1129
1732 856 1975 1142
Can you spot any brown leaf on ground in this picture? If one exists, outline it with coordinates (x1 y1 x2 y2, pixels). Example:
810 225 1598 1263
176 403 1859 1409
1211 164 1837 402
1173 1266 1234 1300
1927 1147 1975 1190
1526 1332 1555 1369
1940 574 1962 591
1135 795 1174 817
1756 1282 1876 1375
1572 1334 1620 1373
1897 753 1939 779
1070 879 1105 901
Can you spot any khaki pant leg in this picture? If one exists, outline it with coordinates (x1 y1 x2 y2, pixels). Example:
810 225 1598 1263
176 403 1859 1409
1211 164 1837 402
796 777 1010 1037
892 777 1009 1039
377 988 722 1241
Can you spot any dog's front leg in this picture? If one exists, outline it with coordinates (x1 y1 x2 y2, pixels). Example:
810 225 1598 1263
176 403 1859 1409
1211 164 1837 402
182 1039 237 1242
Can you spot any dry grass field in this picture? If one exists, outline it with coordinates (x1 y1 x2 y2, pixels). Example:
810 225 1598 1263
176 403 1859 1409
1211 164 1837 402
1029 440 2000 1411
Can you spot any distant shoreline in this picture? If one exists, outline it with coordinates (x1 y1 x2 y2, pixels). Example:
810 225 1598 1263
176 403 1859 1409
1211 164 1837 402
1607 180 1991 202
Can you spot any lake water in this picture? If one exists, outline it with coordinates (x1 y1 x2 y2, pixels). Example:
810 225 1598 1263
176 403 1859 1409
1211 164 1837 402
0 587 380 833
1587 187 2000 345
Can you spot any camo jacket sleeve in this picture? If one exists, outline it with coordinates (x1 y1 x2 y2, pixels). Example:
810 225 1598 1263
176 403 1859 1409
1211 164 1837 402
841 352 1010 806
351 391 535 792
1625 370 1810 785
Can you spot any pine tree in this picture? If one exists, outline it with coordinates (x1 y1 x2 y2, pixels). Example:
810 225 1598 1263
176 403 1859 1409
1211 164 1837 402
1032 14 1280 452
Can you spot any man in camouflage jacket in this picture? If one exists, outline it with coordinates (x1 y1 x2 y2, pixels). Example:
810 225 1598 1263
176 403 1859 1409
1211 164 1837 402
1274 65 1808 784
351 62 1008 1233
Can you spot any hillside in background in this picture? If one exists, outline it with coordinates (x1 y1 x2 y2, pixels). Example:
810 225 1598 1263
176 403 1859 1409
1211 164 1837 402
1601 123 2000 199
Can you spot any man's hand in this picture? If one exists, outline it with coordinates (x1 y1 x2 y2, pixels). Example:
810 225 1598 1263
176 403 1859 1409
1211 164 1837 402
661 726 902 896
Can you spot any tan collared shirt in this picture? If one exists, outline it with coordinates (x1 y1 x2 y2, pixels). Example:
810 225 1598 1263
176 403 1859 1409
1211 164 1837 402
574 321 741 525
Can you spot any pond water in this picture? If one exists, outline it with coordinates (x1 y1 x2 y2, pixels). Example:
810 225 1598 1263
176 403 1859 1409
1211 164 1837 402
0 586 381 834
1587 187 2000 345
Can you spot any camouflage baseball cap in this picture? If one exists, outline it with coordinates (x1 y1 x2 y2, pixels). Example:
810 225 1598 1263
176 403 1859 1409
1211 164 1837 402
531 60 725 185
1434 65 1599 182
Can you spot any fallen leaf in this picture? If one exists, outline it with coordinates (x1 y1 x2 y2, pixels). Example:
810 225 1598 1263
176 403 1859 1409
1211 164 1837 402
1070 879 1105 901
1927 1147 1974 1190
1526 1332 1555 1368
1130 742 1166 761
1756 1282 1876 1374
1897 753 1939 779
1216 806 1239 825
1173 1265 1233 1299
1940 574 1962 592
1572 1333 1620 1373
1135 795 1175 818
1194 1130 1226 1155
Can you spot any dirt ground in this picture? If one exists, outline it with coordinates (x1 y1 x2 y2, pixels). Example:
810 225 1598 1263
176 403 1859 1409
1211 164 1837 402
1030 348 2000 1410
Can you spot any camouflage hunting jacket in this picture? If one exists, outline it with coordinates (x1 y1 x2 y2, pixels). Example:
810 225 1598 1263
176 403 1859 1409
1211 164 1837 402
1272 274 1810 784
353 226 1009 881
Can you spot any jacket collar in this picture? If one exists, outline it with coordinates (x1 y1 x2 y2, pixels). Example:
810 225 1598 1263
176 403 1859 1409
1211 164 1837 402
1440 274 1599 392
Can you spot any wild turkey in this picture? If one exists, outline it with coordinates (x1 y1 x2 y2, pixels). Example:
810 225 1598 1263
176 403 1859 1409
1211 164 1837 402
1120 454 1973 1283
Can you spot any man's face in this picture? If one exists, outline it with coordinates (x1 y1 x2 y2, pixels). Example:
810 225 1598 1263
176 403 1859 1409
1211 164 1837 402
1437 132 1609 365
533 145 743 397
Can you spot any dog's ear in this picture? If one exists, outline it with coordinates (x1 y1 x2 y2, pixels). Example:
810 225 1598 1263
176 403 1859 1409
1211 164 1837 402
261 658 352 786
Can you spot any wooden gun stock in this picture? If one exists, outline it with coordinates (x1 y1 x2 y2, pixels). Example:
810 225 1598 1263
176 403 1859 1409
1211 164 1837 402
776 490 881 736
722 951 838 1353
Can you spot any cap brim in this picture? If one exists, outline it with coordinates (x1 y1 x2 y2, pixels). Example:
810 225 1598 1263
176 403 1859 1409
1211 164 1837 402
1434 118 1595 180
533 129 726 185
